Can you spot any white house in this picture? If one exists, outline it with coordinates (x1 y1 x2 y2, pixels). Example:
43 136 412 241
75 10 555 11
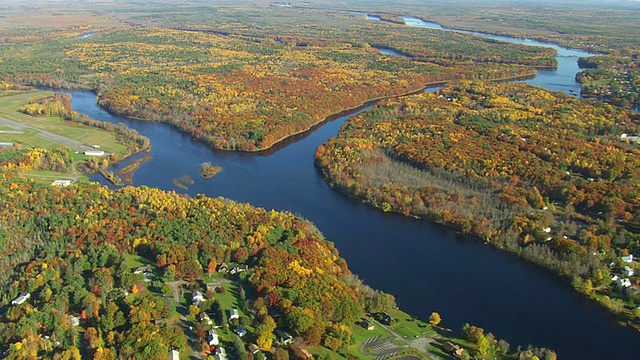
11 292 30 305
229 309 239 321
622 254 634 263
168 349 180 360
208 329 219 346
623 266 635 277
192 291 205 306
51 180 72 187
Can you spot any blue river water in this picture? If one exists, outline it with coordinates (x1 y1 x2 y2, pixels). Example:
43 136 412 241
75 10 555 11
56 15 640 360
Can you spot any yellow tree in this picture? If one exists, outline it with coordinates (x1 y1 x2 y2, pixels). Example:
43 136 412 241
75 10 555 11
429 312 441 326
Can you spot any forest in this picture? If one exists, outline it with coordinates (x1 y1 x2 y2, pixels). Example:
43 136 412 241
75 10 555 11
315 81 640 328
0 149 361 358
0 146 557 360
1 0 639 358
0 4 554 151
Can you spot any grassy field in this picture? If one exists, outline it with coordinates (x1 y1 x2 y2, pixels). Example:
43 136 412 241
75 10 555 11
0 91 128 155
0 90 130 183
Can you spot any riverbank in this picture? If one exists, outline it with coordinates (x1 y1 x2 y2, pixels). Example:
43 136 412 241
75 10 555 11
314 81 640 334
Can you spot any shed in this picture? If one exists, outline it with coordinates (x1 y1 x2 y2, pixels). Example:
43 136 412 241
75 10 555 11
84 149 105 156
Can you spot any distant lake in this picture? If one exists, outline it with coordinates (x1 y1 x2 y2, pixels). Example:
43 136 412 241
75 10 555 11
401 16 593 96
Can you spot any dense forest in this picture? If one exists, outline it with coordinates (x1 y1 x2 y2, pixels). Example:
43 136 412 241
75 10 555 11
0 5 554 151
315 81 640 327
0 146 556 360
0 147 365 358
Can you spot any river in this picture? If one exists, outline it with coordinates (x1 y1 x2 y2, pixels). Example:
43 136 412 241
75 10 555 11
58 15 640 360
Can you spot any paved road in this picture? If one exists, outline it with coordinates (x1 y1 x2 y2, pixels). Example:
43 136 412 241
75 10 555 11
0 115 105 153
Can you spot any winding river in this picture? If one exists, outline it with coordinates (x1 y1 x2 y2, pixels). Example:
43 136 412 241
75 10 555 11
58 15 640 360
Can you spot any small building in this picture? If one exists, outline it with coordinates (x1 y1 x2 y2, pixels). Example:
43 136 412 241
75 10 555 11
193 291 205 306
229 308 239 321
617 278 632 288
84 149 105 156
248 344 260 355
233 325 248 337
623 266 635 277
214 347 227 360
230 265 249 275
168 349 180 360
218 263 229 273
208 329 219 346
276 330 293 345
51 180 71 187
11 292 30 305
91 144 101 149
69 315 81 327
199 312 213 325
0 142 14 148
379 312 395 325
611 275 620 282
361 319 374 330
443 342 464 358
622 255 634 263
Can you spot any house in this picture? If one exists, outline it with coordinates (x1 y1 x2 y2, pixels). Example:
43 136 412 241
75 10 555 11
230 265 249 274
69 315 81 327
443 342 465 358
621 133 640 144
206 281 223 292
11 292 30 305
623 266 635 277
51 180 71 187
379 312 395 325
133 266 153 281
229 309 239 321
275 330 293 345
611 275 620 282
214 347 226 360
622 255 634 263
84 149 105 156
168 349 180 360
248 344 260 355
192 291 205 306
133 265 153 274
218 263 229 273
617 278 632 288
208 329 219 346
199 312 213 325
361 319 374 330
233 325 248 337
